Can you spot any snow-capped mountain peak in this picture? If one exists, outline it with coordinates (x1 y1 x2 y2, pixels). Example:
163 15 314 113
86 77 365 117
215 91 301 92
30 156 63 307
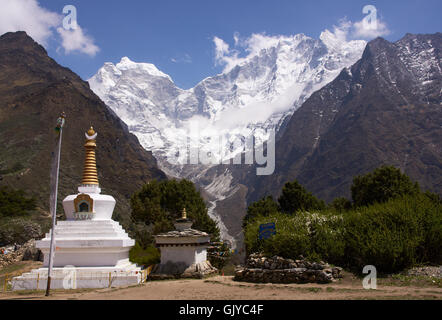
89 31 367 175
115 56 172 80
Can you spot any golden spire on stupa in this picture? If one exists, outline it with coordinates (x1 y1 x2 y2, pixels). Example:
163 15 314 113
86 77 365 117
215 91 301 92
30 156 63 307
182 207 187 219
81 126 99 185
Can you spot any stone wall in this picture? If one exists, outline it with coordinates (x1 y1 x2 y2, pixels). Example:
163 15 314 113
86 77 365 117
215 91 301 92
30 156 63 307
234 253 343 284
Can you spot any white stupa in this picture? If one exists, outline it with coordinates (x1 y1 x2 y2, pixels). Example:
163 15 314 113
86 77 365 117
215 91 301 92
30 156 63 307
12 127 143 290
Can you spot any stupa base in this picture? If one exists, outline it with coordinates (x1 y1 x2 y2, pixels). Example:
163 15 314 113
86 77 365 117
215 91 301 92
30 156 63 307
11 260 144 290
149 260 218 280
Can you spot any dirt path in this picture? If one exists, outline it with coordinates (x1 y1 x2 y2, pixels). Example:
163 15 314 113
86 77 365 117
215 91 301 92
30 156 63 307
1 275 441 300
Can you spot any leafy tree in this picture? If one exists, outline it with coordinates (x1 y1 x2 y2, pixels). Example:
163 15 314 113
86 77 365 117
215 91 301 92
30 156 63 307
278 180 325 214
0 186 36 217
130 222 154 249
351 166 420 207
130 179 220 241
422 190 442 205
243 196 279 228
328 197 352 212
153 216 174 235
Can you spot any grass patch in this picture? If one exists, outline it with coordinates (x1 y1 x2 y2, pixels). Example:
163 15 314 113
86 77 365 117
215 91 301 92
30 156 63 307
9 289 46 296
0 263 25 276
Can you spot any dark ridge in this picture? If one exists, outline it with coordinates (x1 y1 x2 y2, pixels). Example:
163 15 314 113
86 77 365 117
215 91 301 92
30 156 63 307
242 32 442 203
0 31 167 230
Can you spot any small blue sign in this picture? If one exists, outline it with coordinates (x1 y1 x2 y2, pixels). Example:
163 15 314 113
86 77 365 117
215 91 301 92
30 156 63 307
259 222 276 240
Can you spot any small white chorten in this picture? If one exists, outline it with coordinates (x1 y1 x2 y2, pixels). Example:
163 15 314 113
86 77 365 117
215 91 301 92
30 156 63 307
151 208 217 279
12 127 142 290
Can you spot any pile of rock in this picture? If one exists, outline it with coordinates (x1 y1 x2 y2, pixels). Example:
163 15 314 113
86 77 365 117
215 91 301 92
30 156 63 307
0 240 43 269
234 253 343 284
407 266 442 279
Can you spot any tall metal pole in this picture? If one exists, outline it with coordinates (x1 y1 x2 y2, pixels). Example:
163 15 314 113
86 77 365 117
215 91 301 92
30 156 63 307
46 115 65 296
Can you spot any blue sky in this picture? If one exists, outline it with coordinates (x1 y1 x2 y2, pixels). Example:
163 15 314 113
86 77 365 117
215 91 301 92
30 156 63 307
1 0 441 88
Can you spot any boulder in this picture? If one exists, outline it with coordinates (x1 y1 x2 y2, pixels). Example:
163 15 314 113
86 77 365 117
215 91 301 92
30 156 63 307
22 247 43 261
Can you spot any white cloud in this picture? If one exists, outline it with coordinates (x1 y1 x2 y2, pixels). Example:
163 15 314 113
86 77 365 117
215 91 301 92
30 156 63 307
212 15 389 72
57 26 99 56
242 33 281 56
233 32 240 46
319 19 358 52
319 17 390 48
213 24 367 73
212 83 305 130
352 18 390 39
0 0 60 45
0 0 99 56
213 33 284 72
213 36 230 57
213 36 243 72
330 19 352 42
171 53 192 64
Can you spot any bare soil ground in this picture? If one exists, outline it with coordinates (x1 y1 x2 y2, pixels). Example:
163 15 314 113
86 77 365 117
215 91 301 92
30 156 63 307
0 262 441 300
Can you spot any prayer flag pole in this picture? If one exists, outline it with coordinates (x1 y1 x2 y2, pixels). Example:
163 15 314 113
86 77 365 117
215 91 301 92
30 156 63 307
45 112 66 296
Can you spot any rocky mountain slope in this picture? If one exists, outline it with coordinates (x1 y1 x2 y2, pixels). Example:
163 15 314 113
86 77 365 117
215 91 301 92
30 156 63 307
0 31 166 229
246 32 442 203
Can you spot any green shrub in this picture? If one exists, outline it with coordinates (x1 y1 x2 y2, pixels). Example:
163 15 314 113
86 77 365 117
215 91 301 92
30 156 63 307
307 211 345 264
244 211 345 263
351 166 420 207
129 242 160 267
243 168 441 274
244 212 310 259
423 191 442 205
412 194 441 264
0 217 42 246
343 194 441 273
0 186 36 217
244 195 441 273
